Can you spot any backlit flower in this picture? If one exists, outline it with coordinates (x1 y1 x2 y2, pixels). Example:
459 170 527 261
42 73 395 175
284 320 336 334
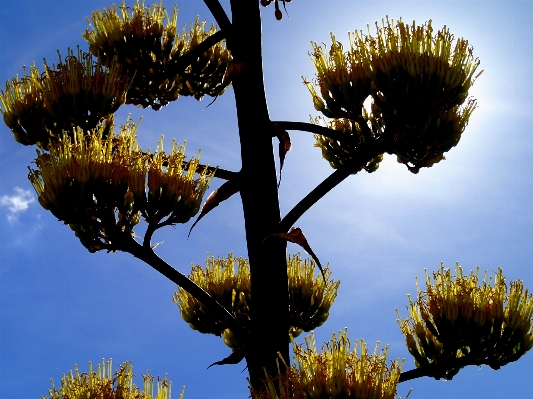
1 48 128 148
28 117 212 252
173 253 252 338
311 116 383 172
145 136 213 225
288 253 340 338
305 17 481 174
304 35 371 120
173 253 339 349
83 0 230 109
397 263 533 379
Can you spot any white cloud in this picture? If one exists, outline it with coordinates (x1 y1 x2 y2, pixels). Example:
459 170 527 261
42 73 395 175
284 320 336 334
0 187 35 222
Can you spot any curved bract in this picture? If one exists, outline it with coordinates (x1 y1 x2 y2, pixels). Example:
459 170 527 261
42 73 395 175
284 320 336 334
252 330 403 399
0 48 127 147
46 359 177 399
306 17 481 174
397 263 533 379
83 0 231 109
28 118 213 252
173 253 340 349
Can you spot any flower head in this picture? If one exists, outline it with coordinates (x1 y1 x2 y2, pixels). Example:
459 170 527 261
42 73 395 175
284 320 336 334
83 0 231 109
360 17 480 109
28 117 212 252
145 136 213 225
173 253 339 349
288 253 340 338
1 48 128 148
173 253 252 340
305 35 371 120
305 17 481 174
397 263 533 379
252 330 404 399
45 359 179 399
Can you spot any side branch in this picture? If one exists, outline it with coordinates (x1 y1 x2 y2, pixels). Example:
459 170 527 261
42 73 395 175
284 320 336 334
398 354 503 383
279 137 389 232
279 166 353 232
123 236 247 341
204 0 232 32
398 367 433 383
273 121 355 143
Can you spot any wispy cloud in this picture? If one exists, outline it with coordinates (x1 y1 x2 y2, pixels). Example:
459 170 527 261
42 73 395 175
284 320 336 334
0 187 35 222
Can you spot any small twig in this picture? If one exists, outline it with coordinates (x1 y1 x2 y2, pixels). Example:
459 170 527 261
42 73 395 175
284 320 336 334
398 367 434 383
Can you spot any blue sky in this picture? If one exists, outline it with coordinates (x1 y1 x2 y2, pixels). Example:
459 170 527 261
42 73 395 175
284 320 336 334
0 1 532 398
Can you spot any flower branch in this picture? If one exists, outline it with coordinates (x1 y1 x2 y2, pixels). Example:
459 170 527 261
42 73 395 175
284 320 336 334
279 135 390 232
272 121 358 144
203 0 232 33
122 234 248 342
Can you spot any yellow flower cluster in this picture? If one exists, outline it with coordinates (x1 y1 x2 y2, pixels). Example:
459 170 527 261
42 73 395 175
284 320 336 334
83 0 231 109
45 359 179 399
173 253 339 349
0 48 127 147
305 17 481 174
288 253 341 338
397 263 533 379
252 330 404 399
28 118 213 252
174 253 251 340
305 36 371 121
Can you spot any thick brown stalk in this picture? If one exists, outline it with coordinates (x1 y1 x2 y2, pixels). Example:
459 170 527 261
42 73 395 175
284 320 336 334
229 0 290 391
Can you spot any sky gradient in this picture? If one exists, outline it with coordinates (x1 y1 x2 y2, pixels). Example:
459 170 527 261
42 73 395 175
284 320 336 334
0 1 532 398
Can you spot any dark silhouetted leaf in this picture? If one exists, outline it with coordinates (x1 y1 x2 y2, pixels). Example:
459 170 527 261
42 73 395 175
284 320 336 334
222 61 245 88
269 227 326 283
272 124 292 187
207 346 246 368
188 178 240 237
